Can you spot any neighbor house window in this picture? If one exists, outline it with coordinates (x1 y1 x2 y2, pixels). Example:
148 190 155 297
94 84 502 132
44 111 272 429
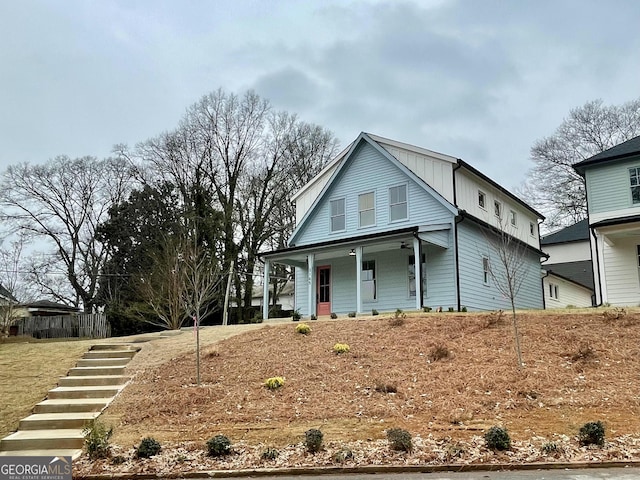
478 190 486 209
529 222 535 236
330 197 345 232
408 254 427 297
358 192 375 228
362 259 376 302
509 210 517 227
549 283 559 300
630 167 640 204
482 256 490 285
389 184 408 222
494 200 502 218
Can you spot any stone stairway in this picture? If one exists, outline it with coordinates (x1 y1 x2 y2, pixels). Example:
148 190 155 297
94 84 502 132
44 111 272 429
0 344 139 459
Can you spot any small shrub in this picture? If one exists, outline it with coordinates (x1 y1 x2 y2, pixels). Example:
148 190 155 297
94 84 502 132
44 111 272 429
484 426 511 451
571 343 596 362
292 309 301 321
386 428 412 452
435 306 443 312
428 343 450 362
206 349 220 359
206 435 232 456
304 428 323 453
333 343 350 354
264 376 285 390
310 314 317 320
461 306 468 312
603 307 627 322
111 455 126 465
423 306 432 313
447 307 454 312
541 442 561 456
330 312 338 319
295 323 311 335
484 309 504 328
347 311 356 318
371 309 379 316
333 448 353 463
445 443 465 460
261 447 279 460
251 313 263 324
83 419 113 460
579 421 605 447
136 437 161 458
374 381 397 394
389 308 406 326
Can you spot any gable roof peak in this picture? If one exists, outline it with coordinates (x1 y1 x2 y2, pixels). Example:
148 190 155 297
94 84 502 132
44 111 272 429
574 134 640 174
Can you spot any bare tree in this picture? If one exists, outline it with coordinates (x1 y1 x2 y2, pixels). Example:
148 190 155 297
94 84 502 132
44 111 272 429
0 156 136 311
521 97 640 229
0 234 31 336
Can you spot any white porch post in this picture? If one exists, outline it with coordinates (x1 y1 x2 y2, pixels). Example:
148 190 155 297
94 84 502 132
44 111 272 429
355 246 363 314
596 232 608 305
413 236 422 311
262 260 270 321
307 254 315 317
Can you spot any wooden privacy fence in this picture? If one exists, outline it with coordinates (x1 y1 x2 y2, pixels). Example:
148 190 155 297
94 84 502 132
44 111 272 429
16 313 111 339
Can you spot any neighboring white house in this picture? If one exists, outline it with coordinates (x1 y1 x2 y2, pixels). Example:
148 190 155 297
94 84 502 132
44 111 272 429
541 219 594 308
574 135 640 306
251 281 295 311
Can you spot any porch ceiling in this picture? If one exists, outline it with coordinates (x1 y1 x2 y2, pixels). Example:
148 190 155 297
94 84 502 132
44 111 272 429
595 221 640 246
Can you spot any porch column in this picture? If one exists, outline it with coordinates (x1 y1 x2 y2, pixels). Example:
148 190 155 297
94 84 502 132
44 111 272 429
596 232 608 304
307 254 315 317
355 246 363 314
413 236 422 311
262 260 270 321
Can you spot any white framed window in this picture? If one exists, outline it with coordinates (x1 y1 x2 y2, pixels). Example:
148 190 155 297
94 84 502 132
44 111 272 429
362 259 376 302
494 200 502 219
482 256 490 285
549 283 559 300
630 167 640 204
478 190 486 210
529 222 535 237
330 197 346 232
509 210 517 227
389 184 408 222
358 192 375 228
408 254 427 297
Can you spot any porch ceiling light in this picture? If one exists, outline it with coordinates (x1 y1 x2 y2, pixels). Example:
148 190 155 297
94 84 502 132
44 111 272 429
400 241 408 249
348 248 356 256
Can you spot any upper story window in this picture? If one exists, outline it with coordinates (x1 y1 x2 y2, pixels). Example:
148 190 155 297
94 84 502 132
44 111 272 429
389 184 408 222
630 167 640 204
509 210 517 227
494 200 502 219
358 192 375 228
478 190 486 210
330 197 346 232
529 222 536 237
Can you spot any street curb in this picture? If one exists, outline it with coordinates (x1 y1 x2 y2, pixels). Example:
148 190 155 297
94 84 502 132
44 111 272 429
74 460 640 479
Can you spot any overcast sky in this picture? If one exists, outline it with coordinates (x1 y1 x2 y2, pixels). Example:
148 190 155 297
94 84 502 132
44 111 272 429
1 0 639 191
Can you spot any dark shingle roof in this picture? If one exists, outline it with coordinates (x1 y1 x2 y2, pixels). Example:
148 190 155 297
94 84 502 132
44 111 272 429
574 135 640 174
545 260 594 290
0 283 18 302
541 219 589 245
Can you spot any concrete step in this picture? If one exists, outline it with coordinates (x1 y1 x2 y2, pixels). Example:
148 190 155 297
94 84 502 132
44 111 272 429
0 448 82 459
34 398 111 414
0 429 84 451
48 386 123 399
58 375 128 387
90 344 140 351
76 357 131 367
68 366 125 376
83 349 136 359
19 412 100 430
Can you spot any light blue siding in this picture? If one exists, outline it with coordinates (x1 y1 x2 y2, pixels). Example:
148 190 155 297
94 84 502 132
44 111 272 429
423 243 457 310
294 267 308 314
457 222 543 311
292 142 454 246
586 156 640 214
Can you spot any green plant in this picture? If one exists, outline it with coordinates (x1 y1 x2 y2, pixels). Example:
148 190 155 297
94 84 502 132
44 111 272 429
428 343 450 362
83 419 113 460
333 343 350 354
111 455 126 465
136 437 161 458
347 311 356 318
461 306 468 312
333 448 353 463
251 312 263 324
579 421 605 446
330 312 337 319
386 428 412 452
261 447 279 460
304 428 323 453
371 309 379 316
389 308 406 326
423 306 432 312
541 442 561 455
447 307 454 312
295 323 311 335
206 435 232 456
292 309 301 321
484 426 511 451
264 376 285 390
310 314 317 320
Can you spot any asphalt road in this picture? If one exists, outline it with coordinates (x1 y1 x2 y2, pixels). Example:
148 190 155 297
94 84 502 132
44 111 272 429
244 467 640 479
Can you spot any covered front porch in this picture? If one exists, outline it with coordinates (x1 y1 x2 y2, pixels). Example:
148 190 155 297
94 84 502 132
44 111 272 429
261 226 455 319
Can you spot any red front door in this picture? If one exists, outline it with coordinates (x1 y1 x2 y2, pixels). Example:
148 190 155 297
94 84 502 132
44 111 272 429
317 266 331 316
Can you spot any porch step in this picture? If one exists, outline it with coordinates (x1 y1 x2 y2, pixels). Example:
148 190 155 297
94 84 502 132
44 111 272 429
89 344 140 351
48 385 124 399
58 375 128 387
68 366 125 376
19 413 100 430
34 398 111 414
0 430 84 451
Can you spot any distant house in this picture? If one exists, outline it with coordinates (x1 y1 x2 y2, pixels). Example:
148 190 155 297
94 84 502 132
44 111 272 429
251 281 295 311
261 132 546 318
0 284 17 304
541 219 594 308
19 300 81 317
574 135 640 306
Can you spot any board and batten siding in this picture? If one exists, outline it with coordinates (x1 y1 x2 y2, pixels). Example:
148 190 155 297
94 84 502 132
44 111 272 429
543 275 592 308
586 156 640 216
455 169 540 249
292 142 454 247
294 162 341 224
542 242 591 264
457 221 544 311
601 236 640 306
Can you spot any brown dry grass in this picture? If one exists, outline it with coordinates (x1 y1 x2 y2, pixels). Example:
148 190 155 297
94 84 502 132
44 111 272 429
103 310 640 448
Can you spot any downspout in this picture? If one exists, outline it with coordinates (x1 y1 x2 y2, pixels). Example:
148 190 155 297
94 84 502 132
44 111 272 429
540 268 549 310
453 162 462 312
590 226 603 307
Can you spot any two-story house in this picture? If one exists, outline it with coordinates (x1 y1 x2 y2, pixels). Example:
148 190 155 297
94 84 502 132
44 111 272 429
573 135 640 306
261 133 545 318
